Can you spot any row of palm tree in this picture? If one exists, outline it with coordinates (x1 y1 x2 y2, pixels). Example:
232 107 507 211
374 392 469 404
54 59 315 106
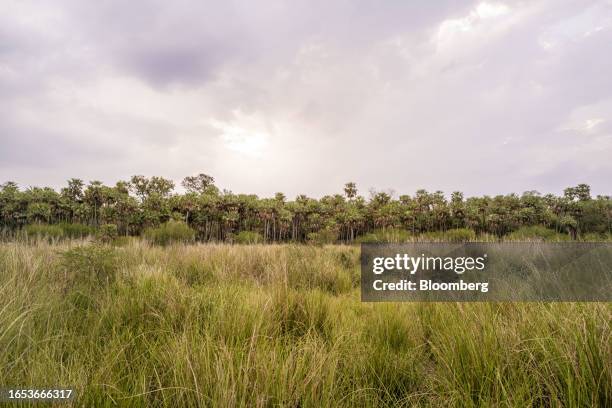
0 174 609 241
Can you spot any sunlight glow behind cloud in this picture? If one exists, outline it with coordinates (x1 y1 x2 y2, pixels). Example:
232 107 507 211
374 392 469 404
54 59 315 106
210 115 270 158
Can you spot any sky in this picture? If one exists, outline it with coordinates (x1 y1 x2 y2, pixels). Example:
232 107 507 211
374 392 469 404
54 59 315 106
1 0 611 198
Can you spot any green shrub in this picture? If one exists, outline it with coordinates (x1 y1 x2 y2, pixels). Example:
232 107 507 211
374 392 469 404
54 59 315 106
356 228 412 243
307 228 337 245
59 223 93 238
59 244 118 286
97 224 118 243
110 236 132 246
234 231 263 244
24 224 64 241
23 223 94 241
419 229 476 242
144 221 196 246
418 231 444 241
506 226 567 241
356 232 381 243
579 232 611 242
444 228 476 242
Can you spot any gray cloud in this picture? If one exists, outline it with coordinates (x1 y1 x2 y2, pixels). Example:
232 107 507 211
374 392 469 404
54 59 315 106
1 0 611 197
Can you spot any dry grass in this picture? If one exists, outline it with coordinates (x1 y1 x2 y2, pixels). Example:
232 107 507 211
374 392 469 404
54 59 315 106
0 240 610 407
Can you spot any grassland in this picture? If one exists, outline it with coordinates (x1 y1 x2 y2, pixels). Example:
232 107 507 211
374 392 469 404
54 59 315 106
0 240 610 407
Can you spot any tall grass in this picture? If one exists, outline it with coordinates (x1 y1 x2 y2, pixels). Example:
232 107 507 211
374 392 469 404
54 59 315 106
143 221 196 246
0 241 609 407
22 223 94 242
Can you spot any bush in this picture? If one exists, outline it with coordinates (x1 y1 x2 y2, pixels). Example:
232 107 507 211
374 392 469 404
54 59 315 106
356 228 412 243
307 228 338 246
579 232 610 242
110 236 132 247
418 231 445 241
97 224 118 243
234 231 263 244
444 228 476 242
419 229 476 242
23 223 94 241
59 244 118 286
24 224 64 241
506 226 567 241
59 223 93 239
144 221 196 246
356 233 381 243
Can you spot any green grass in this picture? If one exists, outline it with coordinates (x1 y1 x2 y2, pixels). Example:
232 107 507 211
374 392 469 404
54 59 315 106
0 241 609 407
143 221 196 246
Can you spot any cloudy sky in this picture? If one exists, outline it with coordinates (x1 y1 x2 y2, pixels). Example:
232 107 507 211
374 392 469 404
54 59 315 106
1 0 611 198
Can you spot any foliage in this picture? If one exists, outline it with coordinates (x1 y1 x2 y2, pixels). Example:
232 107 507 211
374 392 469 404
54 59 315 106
307 228 337 245
59 222 93 238
97 224 119 243
506 226 568 241
24 224 64 241
59 244 118 286
356 228 413 243
443 228 477 242
144 220 196 246
580 232 611 242
234 230 263 244
1 177 610 242
417 228 477 242
23 223 94 241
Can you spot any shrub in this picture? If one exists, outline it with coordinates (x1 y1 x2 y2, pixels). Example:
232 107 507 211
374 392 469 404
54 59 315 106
59 244 118 286
307 228 337 245
419 229 476 242
506 226 567 241
357 233 381 243
234 231 263 244
59 223 93 239
23 223 94 241
97 224 118 243
356 228 412 243
110 236 131 247
24 224 64 241
444 228 476 242
579 232 610 242
144 221 196 246
418 231 444 241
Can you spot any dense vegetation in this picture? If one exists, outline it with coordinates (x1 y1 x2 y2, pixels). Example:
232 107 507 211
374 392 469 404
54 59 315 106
1 175 610 243
0 241 609 407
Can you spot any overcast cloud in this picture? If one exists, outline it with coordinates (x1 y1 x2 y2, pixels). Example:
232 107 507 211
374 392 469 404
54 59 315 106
1 0 611 198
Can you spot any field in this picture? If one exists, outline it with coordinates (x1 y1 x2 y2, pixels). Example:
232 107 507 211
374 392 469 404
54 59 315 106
0 240 610 407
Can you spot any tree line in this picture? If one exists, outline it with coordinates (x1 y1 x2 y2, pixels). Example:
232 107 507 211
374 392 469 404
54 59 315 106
0 174 610 242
